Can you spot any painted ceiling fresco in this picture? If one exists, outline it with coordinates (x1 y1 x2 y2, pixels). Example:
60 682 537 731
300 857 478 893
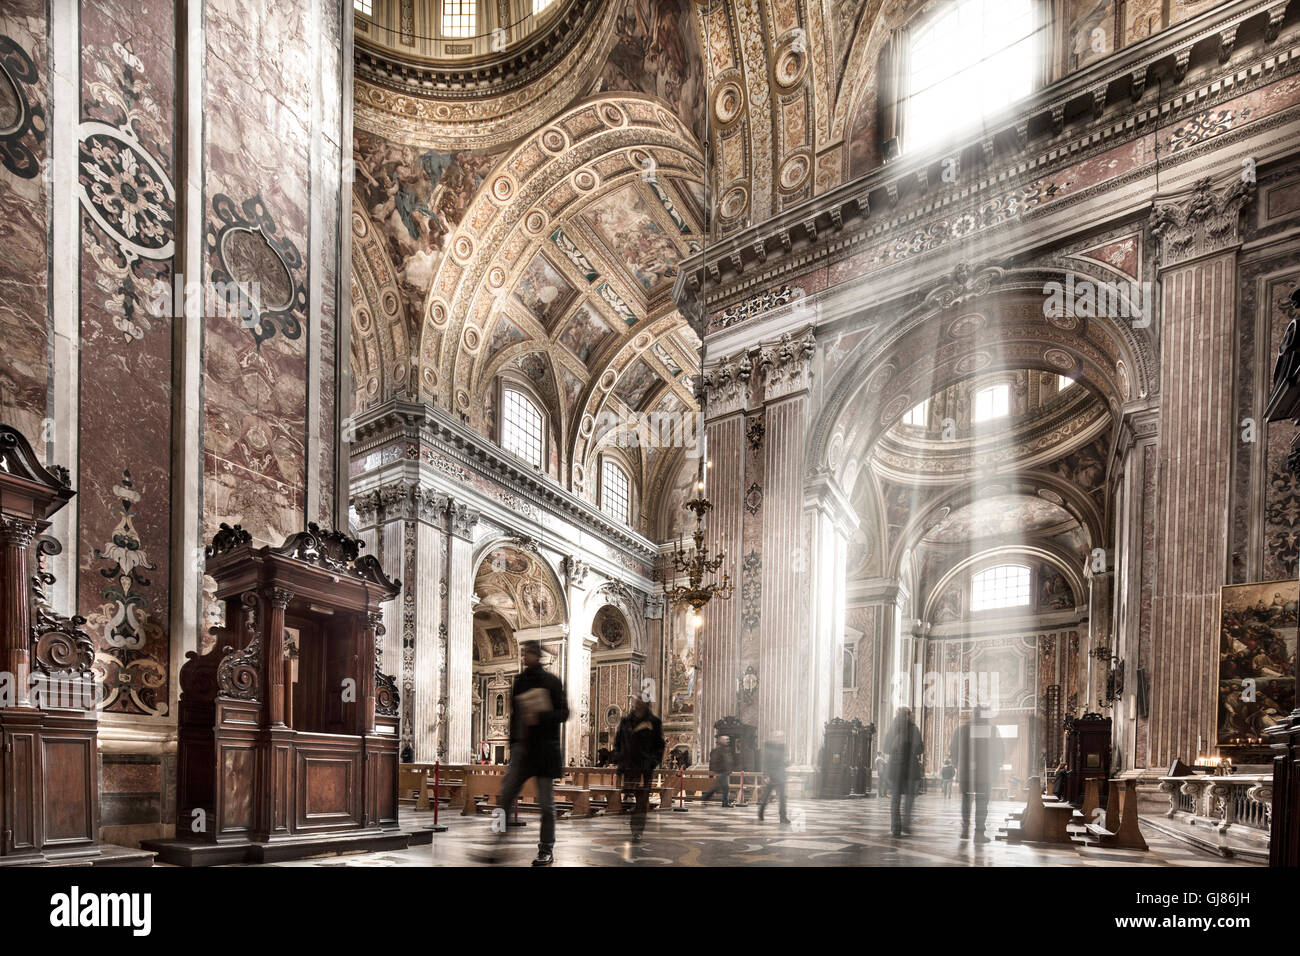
473 546 564 630
921 494 1076 544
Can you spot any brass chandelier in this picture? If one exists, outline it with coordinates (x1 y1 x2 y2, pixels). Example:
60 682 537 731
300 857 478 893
664 459 733 627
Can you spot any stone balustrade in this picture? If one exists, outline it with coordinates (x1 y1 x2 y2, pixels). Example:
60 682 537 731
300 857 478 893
1155 773 1272 860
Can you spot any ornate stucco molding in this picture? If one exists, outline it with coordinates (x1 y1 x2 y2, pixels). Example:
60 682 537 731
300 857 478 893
1150 175 1255 269
674 2 1299 326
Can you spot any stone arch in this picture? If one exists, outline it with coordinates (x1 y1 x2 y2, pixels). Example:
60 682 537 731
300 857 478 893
807 264 1154 481
470 541 568 631
349 193 414 410
919 544 1088 624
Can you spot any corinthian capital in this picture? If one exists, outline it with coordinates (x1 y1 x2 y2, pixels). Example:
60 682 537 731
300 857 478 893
1151 174 1254 269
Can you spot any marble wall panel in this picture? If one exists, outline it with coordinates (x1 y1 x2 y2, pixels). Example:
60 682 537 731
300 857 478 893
77 0 176 717
0 0 50 452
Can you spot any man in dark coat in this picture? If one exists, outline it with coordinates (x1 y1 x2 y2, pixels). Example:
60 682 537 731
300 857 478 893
613 694 665 841
757 730 790 823
949 707 1003 842
495 640 569 866
701 735 734 806
885 707 923 837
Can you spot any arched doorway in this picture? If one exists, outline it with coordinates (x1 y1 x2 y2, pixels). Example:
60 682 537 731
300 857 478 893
586 601 643 764
469 542 567 763
471 609 518 764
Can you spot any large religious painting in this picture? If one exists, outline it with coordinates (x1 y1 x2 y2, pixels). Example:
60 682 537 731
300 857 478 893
1218 580 1298 746
668 605 697 720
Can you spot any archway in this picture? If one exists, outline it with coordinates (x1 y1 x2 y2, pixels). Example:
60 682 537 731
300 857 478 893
471 608 518 765
469 542 567 763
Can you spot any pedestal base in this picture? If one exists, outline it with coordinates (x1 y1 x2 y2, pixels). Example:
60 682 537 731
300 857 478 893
141 828 411 866
0 844 156 867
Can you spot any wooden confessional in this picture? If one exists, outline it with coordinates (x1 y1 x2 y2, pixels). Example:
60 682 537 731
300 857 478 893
0 425 103 865
144 523 404 865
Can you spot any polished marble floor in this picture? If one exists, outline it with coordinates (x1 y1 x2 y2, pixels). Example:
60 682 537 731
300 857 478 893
258 791 1256 867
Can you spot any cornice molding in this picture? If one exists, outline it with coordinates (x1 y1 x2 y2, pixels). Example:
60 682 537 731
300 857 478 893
349 399 658 563
674 1 1297 322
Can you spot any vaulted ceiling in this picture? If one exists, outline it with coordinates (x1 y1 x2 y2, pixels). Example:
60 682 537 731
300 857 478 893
347 0 919 520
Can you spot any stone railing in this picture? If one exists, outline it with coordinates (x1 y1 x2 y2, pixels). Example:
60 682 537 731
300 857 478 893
1156 773 1272 858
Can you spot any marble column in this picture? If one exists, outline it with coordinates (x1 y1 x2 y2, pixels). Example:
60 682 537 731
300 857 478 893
1147 174 1253 766
756 332 817 765
698 354 749 748
444 499 479 764
802 471 855 766
411 488 448 762
562 556 593 762
1110 407 1159 767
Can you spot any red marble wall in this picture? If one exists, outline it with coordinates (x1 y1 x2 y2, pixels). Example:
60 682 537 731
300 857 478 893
202 0 341 549
76 0 177 717
0 0 50 454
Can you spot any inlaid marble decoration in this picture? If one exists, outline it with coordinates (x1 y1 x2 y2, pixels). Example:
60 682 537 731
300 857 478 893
76 3 176 717
0 8 50 454
202 0 345 573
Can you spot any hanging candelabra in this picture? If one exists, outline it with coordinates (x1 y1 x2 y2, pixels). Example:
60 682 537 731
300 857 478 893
664 456 733 625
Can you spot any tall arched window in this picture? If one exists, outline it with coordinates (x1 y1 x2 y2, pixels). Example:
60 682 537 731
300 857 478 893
532 0 555 13
501 387 543 468
905 0 1037 151
441 0 477 38
601 457 631 525
970 564 1031 611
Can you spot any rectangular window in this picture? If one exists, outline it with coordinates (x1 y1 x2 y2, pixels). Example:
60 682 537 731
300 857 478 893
973 384 1010 422
533 0 555 12
502 388 543 468
441 0 477 38
903 399 930 427
971 565 1031 611
1058 375 1074 391
906 0 1036 152
602 458 630 525
354 0 372 15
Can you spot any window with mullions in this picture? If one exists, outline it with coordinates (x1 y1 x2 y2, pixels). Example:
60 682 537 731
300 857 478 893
973 383 1010 422
970 564 1031 612
441 0 477 38
903 399 930 427
354 0 372 16
502 387 543 468
533 0 555 13
905 0 1037 152
601 458 630 525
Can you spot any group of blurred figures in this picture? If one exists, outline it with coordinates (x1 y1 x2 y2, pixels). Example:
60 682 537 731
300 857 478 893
879 706 1004 841
478 641 791 866
477 644 1002 865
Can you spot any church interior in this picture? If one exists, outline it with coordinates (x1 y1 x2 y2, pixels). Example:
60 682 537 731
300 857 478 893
1 0 1300 877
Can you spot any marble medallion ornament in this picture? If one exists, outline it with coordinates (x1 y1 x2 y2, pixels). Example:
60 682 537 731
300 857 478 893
206 193 306 346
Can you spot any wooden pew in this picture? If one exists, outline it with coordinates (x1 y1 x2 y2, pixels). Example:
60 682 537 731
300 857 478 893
999 775 1075 845
1078 778 1148 850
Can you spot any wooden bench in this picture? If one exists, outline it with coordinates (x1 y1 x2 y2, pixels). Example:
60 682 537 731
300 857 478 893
399 763 470 811
1078 778 1148 851
999 776 1076 845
